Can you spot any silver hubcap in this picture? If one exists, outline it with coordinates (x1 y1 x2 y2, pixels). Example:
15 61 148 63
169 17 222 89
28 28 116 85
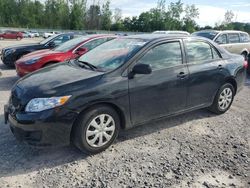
86 114 115 148
218 88 233 110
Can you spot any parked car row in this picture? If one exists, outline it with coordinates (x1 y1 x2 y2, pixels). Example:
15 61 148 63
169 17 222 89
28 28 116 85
1 31 247 154
1 33 74 67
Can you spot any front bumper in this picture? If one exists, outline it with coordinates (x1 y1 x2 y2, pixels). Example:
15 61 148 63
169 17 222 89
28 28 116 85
1 53 15 67
4 104 79 146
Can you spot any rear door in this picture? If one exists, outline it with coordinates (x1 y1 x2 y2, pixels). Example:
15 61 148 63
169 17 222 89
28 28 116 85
184 39 225 108
128 40 189 125
226 33 241 54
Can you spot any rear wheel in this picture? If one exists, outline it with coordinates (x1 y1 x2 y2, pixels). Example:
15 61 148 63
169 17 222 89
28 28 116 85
208 83 235 114
17 37 21 41
0 37 3 40
72 105 120 154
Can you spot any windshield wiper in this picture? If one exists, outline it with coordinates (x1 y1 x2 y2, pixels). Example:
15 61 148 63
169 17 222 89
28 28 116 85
77 60 99 71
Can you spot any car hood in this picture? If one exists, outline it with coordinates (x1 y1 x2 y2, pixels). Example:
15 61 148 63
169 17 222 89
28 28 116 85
18 49 62 62
3 43 40 51
15 62 104 101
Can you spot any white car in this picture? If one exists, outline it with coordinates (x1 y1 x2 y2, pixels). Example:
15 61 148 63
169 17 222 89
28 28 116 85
152 30 190 35
43 31 59 38
30 31 40 37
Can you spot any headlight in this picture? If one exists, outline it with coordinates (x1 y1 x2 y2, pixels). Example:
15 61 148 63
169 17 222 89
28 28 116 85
5 49 16 56
25 96 71 112
24 57 41 65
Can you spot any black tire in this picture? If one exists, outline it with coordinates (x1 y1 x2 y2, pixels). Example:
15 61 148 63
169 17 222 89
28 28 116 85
208 83 235 114
17 37 21 41
0 37 3 40
72 105 120 154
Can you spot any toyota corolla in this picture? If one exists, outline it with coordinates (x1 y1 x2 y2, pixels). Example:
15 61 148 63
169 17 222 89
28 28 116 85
4 34 246 153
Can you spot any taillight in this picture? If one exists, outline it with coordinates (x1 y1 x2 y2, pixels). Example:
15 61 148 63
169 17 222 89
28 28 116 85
243 60 248 69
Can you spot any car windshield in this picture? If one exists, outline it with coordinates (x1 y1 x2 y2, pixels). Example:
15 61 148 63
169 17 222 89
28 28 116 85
54 36 88 52
192 31 219 40
77 38 147 72
39 34 60 44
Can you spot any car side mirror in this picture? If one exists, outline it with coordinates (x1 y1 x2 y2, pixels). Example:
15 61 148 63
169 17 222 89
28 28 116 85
75 47 88 55
128 64 152 79
48 41 56 47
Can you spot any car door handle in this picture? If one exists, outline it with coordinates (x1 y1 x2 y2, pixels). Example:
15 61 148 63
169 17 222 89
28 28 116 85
177 72 188 79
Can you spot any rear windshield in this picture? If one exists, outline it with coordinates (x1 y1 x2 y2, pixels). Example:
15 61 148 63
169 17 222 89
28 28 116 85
192 31 219 40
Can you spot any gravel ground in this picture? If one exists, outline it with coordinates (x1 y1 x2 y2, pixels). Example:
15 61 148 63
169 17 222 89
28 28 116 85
0 39 249 188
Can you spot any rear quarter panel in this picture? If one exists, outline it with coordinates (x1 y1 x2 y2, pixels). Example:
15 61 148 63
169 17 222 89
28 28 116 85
224 54 246 93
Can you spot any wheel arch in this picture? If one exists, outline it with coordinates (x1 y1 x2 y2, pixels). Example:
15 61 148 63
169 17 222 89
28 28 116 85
224 77 237 94
42 61 59 67
70 101 127 142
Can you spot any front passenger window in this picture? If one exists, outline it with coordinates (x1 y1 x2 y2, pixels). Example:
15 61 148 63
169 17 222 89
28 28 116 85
137 42 183 70
215 34 227 44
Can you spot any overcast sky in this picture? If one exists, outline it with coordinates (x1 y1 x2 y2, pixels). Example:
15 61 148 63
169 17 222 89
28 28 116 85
107 0 250 26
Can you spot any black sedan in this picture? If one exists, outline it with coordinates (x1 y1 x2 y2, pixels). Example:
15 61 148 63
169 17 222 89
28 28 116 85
4 34 246 153
1 33 74 67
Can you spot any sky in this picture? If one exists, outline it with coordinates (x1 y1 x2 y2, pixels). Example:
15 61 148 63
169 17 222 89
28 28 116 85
107 0 250 26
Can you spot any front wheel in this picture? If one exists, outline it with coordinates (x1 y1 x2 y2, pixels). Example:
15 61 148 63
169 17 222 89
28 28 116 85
208 83 235 114
72 105 120 154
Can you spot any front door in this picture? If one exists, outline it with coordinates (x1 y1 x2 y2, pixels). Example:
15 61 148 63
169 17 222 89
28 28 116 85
128 40 189 125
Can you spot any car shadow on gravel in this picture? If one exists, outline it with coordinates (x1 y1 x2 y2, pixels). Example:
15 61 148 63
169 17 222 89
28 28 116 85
118 109 214 142
0 63 15 71
245 74 250 86
0 114 87 178
0 109 215 178
0 76 19 91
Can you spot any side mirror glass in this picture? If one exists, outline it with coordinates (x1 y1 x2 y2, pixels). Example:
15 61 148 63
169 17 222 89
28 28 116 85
129 63 152 78
75 47 88 55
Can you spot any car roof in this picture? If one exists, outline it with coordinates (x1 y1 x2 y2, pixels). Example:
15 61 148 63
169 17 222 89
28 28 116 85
194 30 248 34
81 34 116 39
124 34 189 41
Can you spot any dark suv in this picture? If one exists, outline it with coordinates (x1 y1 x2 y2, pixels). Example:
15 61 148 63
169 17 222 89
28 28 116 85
1 33 74 67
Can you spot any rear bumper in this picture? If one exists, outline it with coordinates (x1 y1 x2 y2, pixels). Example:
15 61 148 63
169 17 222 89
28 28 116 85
4 104 79 147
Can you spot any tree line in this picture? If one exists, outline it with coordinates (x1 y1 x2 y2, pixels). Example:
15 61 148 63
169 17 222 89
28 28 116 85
0 0 249 33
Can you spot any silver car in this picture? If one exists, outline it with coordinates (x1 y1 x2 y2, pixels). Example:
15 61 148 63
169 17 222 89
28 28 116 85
192 30 250 59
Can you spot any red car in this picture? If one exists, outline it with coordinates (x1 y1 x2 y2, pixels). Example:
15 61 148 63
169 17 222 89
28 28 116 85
15 35 116 77
0 30 23 40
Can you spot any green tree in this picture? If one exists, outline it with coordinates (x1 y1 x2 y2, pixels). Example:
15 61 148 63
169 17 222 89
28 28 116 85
101 0 112 30
182 4 199 33
70 0 86 30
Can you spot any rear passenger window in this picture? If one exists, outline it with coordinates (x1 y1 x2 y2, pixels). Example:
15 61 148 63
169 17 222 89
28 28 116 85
186 41 214 64
137 41 182 70
240 33 250 42
228 33 240 43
